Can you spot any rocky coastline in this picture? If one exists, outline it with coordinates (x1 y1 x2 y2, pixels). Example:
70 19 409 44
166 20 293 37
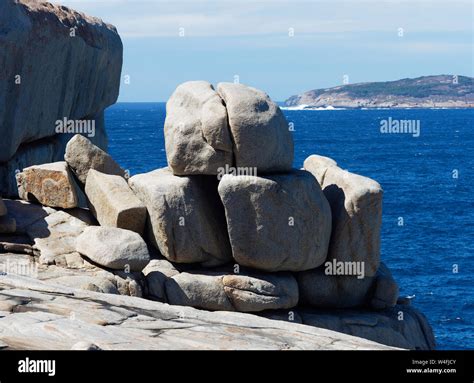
0 0 435 350
284 75 474 109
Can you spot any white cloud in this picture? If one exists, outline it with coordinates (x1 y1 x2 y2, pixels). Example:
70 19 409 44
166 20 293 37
53 0 473 38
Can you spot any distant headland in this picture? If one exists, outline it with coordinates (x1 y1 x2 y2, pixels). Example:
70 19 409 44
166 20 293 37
284 75 474 109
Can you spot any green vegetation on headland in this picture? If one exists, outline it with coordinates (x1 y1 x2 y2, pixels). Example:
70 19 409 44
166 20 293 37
284 75 474 109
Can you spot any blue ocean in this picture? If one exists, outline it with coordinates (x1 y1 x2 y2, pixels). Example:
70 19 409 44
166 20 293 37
105 103 474 350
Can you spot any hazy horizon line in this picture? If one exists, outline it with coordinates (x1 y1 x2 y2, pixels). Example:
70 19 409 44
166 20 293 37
115 73 473 103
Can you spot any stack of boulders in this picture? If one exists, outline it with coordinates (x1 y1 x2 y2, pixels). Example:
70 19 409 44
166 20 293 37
15 134 151 273
12 80 399 315
132 80 399 313
0 1 435 349
3 83 435 350
11 80 432 353
7 146 146 297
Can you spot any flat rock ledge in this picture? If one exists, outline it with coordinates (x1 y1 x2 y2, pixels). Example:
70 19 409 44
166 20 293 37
0 274 394 350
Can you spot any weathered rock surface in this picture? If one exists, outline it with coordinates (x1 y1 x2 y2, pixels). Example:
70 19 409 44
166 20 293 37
256 304 435 350
217 82 294 173
0 217 16 234
297 267 375 308
258 309 304 324
24 208 95 265
0 201 143 297
0 242 36 255
0 0 122 163
297 261 399 309
16 162 78 208
304 155 337 173
71 342 102 351
143 258 180 301
0 252 144 297
0 195 431 350
0 199 6 216
304 155 383 276
166 272 232 311
298 305 435 350
0 115 108 198
85 169 146 234
76 227 150 272
370 263 399 310
0 196 15 234
165 269 299 312
164 81 233 175
218 171 332 272
0 274 395 350
65 135 125 184
222 273 298 312
2 199 54 233
129 168 231 266
41 267 144 297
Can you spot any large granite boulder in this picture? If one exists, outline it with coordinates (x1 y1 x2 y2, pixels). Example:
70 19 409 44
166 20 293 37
217 82 294 173
304 155 383 277
297 261 398 309
0 114 107 198
164 81 233 175
297 267 375 308
16 162 78 208
129 168 232 266
143 258 180 301
165 269 299 312
65 135 125 184
163 81 294 176
370 263 399 310
217 170 332 272
0 0 122 163
85 169 146 235
298 305 435 350
76 227 150 272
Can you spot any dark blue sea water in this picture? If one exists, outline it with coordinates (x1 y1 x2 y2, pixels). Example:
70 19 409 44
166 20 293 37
105 103 474 350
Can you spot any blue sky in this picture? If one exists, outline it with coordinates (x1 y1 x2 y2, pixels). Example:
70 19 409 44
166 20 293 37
56 0 473 102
